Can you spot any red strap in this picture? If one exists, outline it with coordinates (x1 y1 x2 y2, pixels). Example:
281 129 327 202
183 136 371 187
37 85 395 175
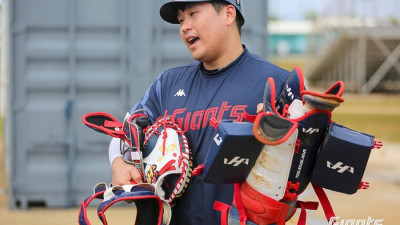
214 201 231 225
358 181 370 190
373 140 383 150
312 184 336 222
103 120 123 128
233 183 248 225
281 104 289 117
295 139 301 154
296 201 319 225
191 164 204 176
282 181 300 201
242 110 257 122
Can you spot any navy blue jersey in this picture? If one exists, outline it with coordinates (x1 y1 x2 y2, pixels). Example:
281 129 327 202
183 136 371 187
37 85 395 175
130 47 289 225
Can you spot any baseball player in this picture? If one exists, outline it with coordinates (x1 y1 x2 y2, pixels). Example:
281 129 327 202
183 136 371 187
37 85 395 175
109 1 289 224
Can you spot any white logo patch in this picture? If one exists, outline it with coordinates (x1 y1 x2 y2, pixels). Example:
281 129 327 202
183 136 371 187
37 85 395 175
174 89 186 97
302 127 319 134
213 133 223 146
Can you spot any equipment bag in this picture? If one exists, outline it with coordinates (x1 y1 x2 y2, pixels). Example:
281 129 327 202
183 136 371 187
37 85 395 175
203 120 264 184
311 122 375 194
208 66 382 225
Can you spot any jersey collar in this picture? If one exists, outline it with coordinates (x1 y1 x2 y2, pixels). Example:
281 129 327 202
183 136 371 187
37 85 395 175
200 45 248 77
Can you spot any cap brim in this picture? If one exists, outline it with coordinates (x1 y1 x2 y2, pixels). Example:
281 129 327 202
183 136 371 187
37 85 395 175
160 0 245 26
160 1 208 24
160 2 179 24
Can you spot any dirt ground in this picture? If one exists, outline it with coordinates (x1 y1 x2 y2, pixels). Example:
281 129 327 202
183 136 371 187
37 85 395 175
1 94 400 224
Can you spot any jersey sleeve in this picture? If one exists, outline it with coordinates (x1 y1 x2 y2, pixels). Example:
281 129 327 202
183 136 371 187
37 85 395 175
109 74 164 164
108 137 121 164
129 75 164 123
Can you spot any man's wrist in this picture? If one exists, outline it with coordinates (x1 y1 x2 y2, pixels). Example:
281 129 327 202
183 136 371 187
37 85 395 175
111 155 124 167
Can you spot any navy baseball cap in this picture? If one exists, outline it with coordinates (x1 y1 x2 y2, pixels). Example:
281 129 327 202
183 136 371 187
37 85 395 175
160 0 245 26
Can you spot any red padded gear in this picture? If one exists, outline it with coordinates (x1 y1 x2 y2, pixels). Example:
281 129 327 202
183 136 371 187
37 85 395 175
234 181 290 225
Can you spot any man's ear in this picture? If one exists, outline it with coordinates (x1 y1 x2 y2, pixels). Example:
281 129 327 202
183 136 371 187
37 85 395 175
224 4 237 26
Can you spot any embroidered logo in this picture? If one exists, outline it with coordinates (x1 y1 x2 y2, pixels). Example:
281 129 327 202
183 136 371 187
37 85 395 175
174 89 186 97
224 156 249 167
302 127 319 134
286 84 294 100
327 161 354 174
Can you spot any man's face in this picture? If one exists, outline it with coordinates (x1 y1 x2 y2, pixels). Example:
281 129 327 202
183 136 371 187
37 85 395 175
177 3 227 64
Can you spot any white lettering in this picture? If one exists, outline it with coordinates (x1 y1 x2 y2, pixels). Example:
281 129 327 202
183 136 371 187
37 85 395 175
356 219 366 225
295 149 307 178
329 216 341 225
329 216 383 225
224 156 249 167
327 161 355 174
214 133 223 146
345 219 355 225
302 127 319 134
286 84 294 100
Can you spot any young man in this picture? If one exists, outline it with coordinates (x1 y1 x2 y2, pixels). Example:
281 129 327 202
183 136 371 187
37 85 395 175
109 1 289 224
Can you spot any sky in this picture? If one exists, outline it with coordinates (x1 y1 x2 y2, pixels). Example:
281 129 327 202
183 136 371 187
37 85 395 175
269 0 400 21
269 0 330 20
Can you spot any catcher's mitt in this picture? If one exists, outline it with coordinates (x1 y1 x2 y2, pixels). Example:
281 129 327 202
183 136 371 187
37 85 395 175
82 111 192 205
142 115 192 204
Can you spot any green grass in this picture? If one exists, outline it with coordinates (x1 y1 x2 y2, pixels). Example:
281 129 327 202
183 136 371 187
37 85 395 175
330 94 400 143
332 113 400 143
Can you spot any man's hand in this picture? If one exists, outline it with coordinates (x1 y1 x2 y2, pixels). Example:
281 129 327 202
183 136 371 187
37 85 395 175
257 103 264 113
111 156 143 186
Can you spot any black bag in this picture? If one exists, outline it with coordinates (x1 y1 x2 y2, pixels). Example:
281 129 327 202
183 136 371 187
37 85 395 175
311 122 375 194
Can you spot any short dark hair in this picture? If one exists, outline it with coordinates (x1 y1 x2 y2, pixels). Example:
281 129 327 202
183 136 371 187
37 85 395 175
211 1 242 35
177 2 242 35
